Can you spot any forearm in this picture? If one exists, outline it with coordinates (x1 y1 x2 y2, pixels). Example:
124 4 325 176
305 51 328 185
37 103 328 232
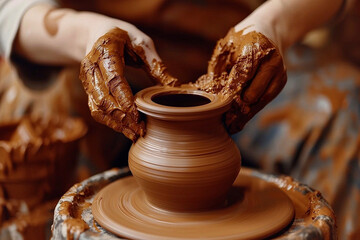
14 3 160 67
236 0 344 51
15 4 93 65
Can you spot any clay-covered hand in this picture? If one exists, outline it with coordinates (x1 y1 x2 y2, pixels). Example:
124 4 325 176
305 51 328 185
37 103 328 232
80 28 177 142
195 28 286 134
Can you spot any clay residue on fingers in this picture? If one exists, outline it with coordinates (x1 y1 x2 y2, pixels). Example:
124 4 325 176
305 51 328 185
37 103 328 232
196 29 279 97
127 43 178 87
150 59 178 86
80 28 146 141
80 28 178 141
194 29 286 133
0 116 86 226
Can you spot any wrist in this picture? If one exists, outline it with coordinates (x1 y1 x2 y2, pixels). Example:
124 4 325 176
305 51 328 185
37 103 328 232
76 13 162 66
234 1 286 55
16 4 87 64
235 0 345 53
74 12 135 54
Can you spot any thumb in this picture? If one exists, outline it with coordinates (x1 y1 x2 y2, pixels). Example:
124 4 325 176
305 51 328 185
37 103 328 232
148 60 178 86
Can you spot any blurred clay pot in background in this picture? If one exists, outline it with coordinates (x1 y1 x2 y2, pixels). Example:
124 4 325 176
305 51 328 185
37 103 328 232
0 117 86 223
129 86 241 212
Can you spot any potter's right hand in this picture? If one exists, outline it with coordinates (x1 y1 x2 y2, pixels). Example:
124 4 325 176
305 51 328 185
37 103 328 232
193 0 347 134
195 27 286 134
80 25 177 142
15 5 177 142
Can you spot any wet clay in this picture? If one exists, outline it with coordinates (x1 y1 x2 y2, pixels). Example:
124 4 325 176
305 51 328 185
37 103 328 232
79 28 177 142
0 116 86 224
92 173 294 240
194 29 286 133
91 86 294 239
52 168 336 240
1 200 57 240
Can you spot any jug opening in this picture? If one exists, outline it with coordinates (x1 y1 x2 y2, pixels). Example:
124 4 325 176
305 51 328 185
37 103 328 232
151 92 211 107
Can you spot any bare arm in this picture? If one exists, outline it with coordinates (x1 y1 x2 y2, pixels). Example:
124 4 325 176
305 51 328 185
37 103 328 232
14 4 164 66
196 0 348 133
14 4 176 141
15 4 86 64
235 0 346 52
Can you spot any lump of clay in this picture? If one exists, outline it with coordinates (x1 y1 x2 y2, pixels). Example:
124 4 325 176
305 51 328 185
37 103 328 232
0 116 86 224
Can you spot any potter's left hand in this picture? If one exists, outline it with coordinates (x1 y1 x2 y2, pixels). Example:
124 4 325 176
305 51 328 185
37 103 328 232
195 25 286 134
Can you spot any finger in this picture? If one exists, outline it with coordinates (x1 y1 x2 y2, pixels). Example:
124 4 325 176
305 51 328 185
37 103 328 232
88 96 118 131
91 107 139 142
80 29 145 141
124 27 158 66
79 56 94 93
224 95 249 134
194 72 226 94
125 34 178 86
81 54 116 111
89 97 145 142
148 60 178 86
81 41 119 111
94 31 135 112
207 28 246 76
258 70 287 104
207 36 233 76
94 40 144 138
241 70 286 124
225 71 286 135
80 56 115 112
83 47 143 137
220 52 259 98
84 62 129 130
109 107 145 141
242 50 282 104
97 38 126 84
115 106 145 139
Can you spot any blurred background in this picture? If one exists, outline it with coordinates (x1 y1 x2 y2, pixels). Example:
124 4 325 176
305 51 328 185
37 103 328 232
0 0 359 239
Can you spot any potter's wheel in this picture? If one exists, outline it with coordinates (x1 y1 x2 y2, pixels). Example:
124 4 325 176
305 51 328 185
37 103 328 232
92 171 294 240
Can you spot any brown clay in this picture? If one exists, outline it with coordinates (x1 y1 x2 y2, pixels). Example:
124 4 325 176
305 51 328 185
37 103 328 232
92 171 294 240
79 28 177 142
55 167 336 239
129 85 240 211
194 29 286 133
91 86 295 239
0 116 86 224
1 200 57 240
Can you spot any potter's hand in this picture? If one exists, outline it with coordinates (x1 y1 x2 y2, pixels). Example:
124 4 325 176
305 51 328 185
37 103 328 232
195 28 286 134
193 0 347 134
14 5 177 141
80 27 177 142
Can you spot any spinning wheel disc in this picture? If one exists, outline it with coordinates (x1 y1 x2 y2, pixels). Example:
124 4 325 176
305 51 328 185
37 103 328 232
92 173 294 240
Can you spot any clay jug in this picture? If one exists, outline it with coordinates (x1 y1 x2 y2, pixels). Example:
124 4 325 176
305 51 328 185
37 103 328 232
129 86 241 212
